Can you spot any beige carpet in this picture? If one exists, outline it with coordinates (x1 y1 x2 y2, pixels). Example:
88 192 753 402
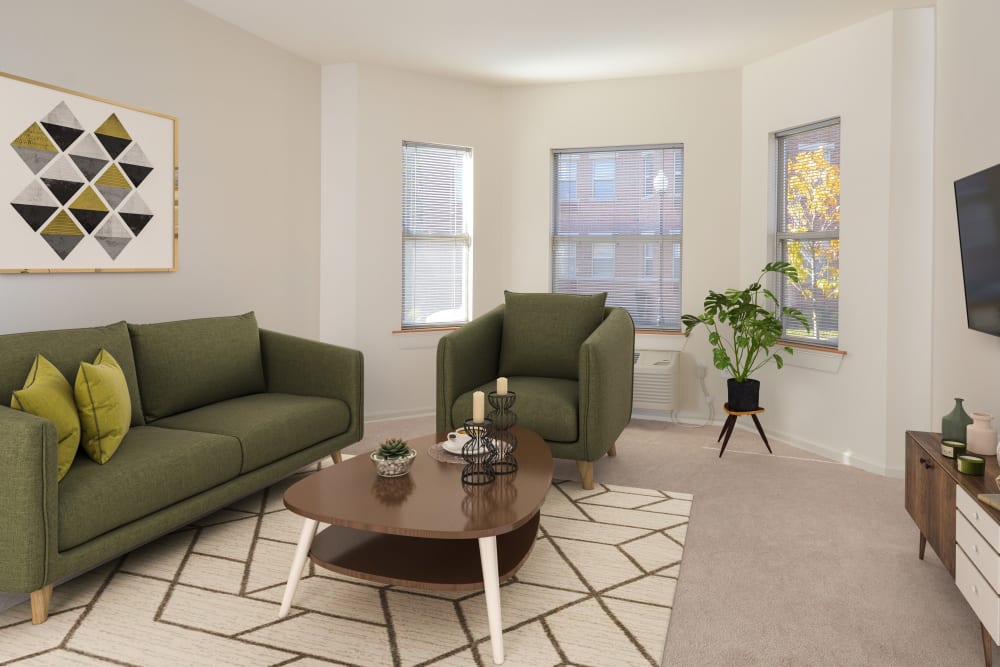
3 413 983 666
0 458 689 666
351 416 988 666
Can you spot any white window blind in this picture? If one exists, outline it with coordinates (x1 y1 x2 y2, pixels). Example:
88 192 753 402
401 141 472 329
775 119 840 347
558 158 578 201
552 144 684 331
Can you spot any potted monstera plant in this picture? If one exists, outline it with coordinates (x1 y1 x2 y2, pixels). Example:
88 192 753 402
681 262 809 411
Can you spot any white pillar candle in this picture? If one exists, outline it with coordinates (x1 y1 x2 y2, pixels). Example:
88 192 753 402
496 377 508 396
473 390 485 422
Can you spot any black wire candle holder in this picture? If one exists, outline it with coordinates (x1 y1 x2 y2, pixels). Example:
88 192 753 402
487 391 518 475
461 418 496 485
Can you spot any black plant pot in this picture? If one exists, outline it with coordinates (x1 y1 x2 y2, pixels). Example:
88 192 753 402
727 378 760 412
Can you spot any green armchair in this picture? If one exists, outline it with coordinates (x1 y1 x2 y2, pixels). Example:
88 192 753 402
436 292 635 489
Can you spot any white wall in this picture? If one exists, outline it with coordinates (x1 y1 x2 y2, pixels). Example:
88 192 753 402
320 64 505 419
320 65 359 347
502 71 744 417
885 9 935 474
320 67 740 420
933 0 1000 436
741 10 934 475
1 1 958 475
0 0 321 337
315 8 941 478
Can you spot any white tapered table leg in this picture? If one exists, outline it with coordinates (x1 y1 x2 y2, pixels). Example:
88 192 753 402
279 518 318 618
479 535 504 665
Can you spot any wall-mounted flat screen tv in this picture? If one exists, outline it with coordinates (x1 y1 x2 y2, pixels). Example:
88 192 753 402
956 162 1000 337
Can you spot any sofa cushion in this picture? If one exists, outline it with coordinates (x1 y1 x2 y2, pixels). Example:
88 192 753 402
452 376 579 443
499 291 606 381
151 393 351 474
129 312 266 420
58 426 242 551
75 349 132 464
11 354 80 481
0 321 144 427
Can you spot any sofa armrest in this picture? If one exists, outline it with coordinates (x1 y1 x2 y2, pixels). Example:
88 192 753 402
578 307 635 460
0 406 58 593
436 305 504 432
259 329 364 443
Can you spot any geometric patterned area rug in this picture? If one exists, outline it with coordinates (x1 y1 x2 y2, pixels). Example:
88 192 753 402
0 461 691 667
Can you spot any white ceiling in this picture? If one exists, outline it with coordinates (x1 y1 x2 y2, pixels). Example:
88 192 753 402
186 0 928 85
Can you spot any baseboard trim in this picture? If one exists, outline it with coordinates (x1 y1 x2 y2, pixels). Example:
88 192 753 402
365 409 435 423
632 409 721 427
737 421 902 478
634 409 903 478
377 408 904 478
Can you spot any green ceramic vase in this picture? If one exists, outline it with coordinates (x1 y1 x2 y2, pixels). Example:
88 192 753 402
942 397 973 443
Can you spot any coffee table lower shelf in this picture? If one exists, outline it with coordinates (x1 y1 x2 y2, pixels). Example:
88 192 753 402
309 512 541 590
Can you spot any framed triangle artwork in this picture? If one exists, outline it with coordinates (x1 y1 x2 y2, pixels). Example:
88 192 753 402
0 71 177 272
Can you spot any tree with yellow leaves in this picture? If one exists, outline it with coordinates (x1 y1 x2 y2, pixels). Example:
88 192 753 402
782 148 840 341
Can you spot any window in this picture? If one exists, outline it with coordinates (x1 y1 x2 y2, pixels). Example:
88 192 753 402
554 243 577 278
673 151 684 197
775 119 840 347
552 144 684 330
592 157 615 200
643 153 656 197
592 242 615 277
558 159 578 201
643 242 656 277
401 141 472 329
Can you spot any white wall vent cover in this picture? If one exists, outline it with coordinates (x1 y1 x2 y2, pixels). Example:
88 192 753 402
633 350 679 413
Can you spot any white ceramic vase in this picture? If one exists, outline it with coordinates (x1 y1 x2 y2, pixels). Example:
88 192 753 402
967 412 997 456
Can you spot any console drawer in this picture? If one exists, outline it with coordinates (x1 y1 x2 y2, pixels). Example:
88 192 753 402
957 512 1000 591
957 547 1000 644
957 486 1000 548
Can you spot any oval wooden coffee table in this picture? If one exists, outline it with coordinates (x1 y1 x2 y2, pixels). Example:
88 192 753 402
278 427 553 665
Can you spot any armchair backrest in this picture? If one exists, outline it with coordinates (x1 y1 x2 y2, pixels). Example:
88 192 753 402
498 291 607 381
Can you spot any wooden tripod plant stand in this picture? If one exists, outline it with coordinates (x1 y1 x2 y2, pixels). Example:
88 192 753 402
717 404 772 458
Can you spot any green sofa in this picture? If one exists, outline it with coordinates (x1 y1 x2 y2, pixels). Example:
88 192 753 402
437 292 634 490
0 312 363 624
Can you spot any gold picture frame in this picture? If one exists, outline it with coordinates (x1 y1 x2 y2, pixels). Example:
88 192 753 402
0 72 177 273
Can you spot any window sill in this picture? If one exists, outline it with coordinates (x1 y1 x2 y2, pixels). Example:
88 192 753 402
392 326 462 335
781 341 846 373
392 326 460 350
635 330 685 351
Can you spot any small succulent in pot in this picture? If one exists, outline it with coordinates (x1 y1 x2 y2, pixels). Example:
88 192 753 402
377 438 410 459
371 438 416 477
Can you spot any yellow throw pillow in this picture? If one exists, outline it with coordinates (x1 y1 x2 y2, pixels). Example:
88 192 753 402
11 354 81 481
75 349 131 464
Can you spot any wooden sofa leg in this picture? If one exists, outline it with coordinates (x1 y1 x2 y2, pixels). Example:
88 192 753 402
30 584 52 624
331 451 343 465
576 461 595 490
608 443 617 457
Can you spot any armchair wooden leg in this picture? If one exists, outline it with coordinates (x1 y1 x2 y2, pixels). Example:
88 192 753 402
30 584 52 624
607 443 617 457
576 461 595 490
331 451 343 465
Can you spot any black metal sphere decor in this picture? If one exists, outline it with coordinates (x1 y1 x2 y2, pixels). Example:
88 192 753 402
491 429 519 475
461 418 497 485
487 391 518 474
487 391 518 430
